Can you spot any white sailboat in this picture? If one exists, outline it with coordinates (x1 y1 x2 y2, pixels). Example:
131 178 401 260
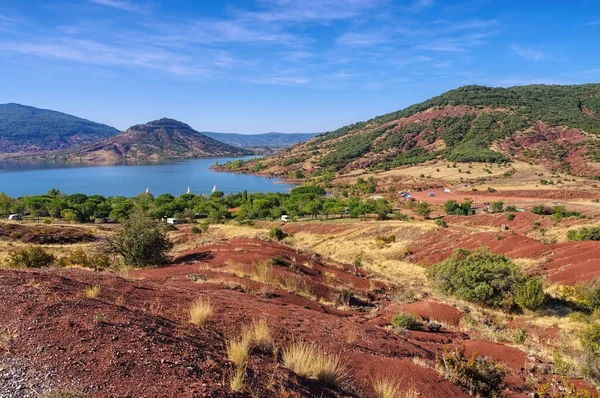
187 186 190 194
212 184 216 193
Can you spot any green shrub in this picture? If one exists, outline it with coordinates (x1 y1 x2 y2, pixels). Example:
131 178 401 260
567 227 600 241
435 218 448 228
268 227 286 241
391 312 422 330
427 247 526 308
438 346 506 396
490 201 504 213
506 213 516 221
6 246 55 268
198 222 209 233
514 278 546 310
504 205 517 212
108 211 173 267
191 226 201 234
443 200 474 216
413 201 432 218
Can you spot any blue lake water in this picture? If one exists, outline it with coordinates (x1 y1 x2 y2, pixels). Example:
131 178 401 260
0 157 293 197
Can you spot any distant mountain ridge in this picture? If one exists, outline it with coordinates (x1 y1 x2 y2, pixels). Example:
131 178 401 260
0 103 119 153
202 132 317 148
67 118 253 163
233 84 600 177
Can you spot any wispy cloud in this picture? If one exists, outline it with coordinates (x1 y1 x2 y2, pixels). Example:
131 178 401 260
510 44 544 62
236 0 383 23
586 20 600 26
336 32 388 46
90 0 146 13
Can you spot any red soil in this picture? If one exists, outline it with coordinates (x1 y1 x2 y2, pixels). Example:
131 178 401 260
2 237 597 396
399 301 462 326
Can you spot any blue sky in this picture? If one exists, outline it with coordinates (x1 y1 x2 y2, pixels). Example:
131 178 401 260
0 0 599 133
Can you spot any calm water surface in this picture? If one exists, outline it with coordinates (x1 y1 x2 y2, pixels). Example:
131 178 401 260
0 157 293 197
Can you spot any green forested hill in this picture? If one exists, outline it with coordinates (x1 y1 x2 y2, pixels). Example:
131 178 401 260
237 84 600 177
0 103 119 152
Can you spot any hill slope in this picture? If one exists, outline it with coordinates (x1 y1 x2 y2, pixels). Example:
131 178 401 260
235 84 600 177
0 103 119 153
202 131 317 148
70 118 253 163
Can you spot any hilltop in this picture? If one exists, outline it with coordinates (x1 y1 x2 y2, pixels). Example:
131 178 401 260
230 84 600 178
0 103 119 153
65 118 253 163
202 131 318 148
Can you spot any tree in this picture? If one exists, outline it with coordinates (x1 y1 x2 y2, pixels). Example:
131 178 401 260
514 278 546 310
109 211 173 267
414 201 432 219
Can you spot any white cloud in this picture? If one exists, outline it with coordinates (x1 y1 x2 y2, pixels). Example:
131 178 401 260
510 44 544 62
336 32 388 46
90 0 146 13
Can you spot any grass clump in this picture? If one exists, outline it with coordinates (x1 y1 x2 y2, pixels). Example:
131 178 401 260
391 312 422 330
188 298 213 327
83 285 101 299
250 319 273 352
6 246 55 268
282 341 346 389
372 376 400 398
229 365 246 392
227 332 252 366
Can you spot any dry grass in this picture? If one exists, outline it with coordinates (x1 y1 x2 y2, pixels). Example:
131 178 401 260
372 375 400 398
282 341 346 388
230 365 246 392
83 285 101 299
250 319 273 352
188 298 213 327
227 330 253 366
345 325 358 344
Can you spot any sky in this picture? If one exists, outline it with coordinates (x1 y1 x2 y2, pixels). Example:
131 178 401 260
0 0 599 134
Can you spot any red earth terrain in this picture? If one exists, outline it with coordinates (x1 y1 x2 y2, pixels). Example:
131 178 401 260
3 238 595 397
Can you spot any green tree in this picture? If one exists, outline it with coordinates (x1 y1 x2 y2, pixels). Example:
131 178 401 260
108 211 173 267
414 201 432 219
490 201 504 213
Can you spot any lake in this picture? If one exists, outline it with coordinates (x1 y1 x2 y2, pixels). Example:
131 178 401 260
0 157 293 197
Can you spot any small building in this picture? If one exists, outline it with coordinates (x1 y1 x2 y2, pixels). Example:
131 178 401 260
166 217 179 225
8 214 22 221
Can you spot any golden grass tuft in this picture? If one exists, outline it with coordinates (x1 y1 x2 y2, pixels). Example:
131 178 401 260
84 285 101 299
250 319 273 352
226 331 252 366
282 341 346 388
230 365 246 392
188 297 213 327
372 375 400 398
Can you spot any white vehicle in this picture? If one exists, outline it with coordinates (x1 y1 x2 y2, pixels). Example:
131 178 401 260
8 214 22 220
166 217 179 224
281 215 290 222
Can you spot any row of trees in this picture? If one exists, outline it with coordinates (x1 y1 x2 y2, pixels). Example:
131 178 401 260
0 186 394 223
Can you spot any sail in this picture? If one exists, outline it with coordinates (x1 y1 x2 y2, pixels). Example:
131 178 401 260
212 185 216 193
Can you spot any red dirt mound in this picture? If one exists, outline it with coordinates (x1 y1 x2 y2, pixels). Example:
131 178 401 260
399 301 462 326
0 222 95 244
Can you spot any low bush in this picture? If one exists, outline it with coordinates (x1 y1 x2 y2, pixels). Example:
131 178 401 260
5 246 55 268
375 235 396 245
191 226 201 234
427 247 531 308
514 278 546 310
443 200 474 216
84 285 101 299
391 312 422 330
435 218 448 228
506 213 516 221
372 376 400 398
438 346 506 396
567 227 600 241
504 205 517 212
268 227 287 241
